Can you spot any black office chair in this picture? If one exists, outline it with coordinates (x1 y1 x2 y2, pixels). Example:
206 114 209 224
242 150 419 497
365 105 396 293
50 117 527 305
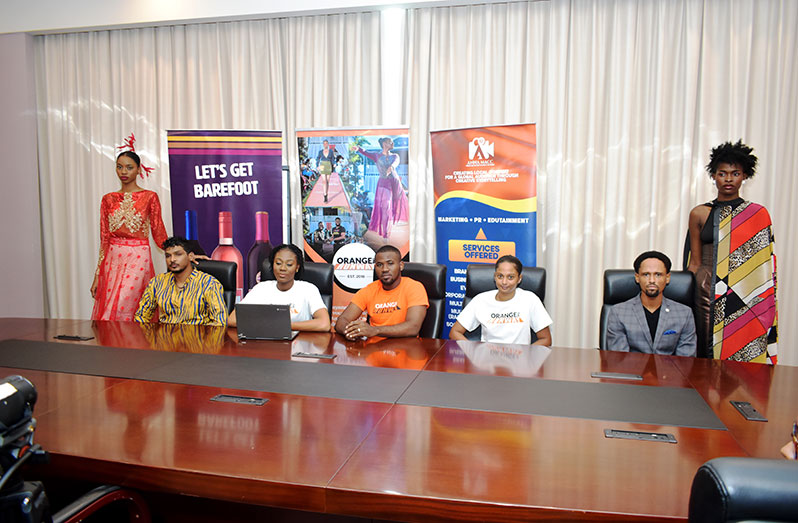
599 269 695 351
261 259 334 319
461 264 546 341
194 259 237 314
401 262 447 339
688 457 798 523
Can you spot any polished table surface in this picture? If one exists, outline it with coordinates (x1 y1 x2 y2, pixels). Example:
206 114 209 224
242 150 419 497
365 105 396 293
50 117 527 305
1 318 795 521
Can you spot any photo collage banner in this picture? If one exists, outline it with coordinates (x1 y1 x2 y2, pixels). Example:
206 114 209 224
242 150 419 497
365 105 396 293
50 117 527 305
297 128 410 322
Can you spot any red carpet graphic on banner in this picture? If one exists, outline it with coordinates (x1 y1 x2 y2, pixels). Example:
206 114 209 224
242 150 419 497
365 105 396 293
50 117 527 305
305 172 351 211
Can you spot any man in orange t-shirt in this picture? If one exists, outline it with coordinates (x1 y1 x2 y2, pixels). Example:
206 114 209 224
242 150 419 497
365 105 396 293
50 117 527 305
335 245 429 340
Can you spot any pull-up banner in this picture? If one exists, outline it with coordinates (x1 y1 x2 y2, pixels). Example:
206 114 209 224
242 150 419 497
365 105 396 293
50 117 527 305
167 130 284 301
297 128 410 323
431 124 537 338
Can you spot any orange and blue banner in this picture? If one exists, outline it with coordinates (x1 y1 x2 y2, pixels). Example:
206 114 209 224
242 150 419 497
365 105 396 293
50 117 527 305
431 124 537 337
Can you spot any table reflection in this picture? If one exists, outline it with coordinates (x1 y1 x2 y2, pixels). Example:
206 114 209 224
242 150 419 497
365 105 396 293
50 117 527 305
140 323 226 353
286 332 337 362
91 320 151 349
441 340 552 377
598 349 677 383
92 320 227 353
104 377 166 460
331 336 432 369
458 341 551 377
163 386 390 486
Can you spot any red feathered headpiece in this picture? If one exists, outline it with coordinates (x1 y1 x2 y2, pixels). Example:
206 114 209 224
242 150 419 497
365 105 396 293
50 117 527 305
117 132 154 177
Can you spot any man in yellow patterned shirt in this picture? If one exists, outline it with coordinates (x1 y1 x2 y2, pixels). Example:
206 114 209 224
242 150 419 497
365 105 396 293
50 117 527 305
135 237 228 326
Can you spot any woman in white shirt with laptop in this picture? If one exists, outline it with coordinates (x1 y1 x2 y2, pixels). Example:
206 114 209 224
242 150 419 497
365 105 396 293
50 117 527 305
228 244 330 331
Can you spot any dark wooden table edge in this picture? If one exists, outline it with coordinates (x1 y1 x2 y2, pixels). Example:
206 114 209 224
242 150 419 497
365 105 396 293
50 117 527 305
323 486 687 522
29 453 329 513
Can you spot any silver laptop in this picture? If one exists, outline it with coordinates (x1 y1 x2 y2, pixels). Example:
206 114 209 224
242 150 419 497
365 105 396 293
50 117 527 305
235 303 299 341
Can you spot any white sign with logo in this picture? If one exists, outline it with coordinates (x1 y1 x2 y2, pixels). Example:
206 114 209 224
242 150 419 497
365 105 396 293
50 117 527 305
332 243 375 294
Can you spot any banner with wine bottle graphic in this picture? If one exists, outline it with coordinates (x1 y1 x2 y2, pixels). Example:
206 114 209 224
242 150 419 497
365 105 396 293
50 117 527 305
167 130 284 301
431 123 538 338
297 128 410 322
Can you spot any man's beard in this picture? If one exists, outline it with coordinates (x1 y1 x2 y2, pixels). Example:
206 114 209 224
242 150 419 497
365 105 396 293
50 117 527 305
644 287 661 298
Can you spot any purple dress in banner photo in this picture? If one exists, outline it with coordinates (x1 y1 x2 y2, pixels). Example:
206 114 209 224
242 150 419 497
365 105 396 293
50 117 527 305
355 147 409 238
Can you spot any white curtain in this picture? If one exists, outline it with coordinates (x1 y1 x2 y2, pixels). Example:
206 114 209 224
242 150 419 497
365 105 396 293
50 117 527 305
406 0 797 364
35 13 384 320
34 0 798 365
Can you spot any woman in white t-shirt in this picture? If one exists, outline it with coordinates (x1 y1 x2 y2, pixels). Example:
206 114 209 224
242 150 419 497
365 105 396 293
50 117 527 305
228 244 330 331
449 255 552 345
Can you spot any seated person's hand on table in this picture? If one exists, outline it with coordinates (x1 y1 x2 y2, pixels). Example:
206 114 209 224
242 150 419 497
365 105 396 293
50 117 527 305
343 319 377 340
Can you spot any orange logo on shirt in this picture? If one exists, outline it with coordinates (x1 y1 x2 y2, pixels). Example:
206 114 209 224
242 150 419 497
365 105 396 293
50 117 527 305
488 311 522 324
374 301 400 314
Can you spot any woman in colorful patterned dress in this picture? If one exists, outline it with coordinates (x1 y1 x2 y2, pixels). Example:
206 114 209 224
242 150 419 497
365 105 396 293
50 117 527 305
91 151 169 321
687 141 777 363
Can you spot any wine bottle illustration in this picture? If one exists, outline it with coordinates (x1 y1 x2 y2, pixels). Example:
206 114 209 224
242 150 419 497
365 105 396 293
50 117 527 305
211 211 244 301
184 210 205 255
246 211 273 290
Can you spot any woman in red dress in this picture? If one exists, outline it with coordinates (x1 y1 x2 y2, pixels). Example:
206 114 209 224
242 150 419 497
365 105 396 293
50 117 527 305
91 151 168 321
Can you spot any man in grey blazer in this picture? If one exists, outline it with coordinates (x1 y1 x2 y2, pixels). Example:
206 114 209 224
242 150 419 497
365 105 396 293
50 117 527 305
606 251 696 357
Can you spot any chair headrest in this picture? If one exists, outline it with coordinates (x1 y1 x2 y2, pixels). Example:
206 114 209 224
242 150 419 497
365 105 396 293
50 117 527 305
301 262 334 294
260 259 333 294
195 259 237 289
603 270 640 305
603 269 695 307
466 264 546 303
401 262 446 299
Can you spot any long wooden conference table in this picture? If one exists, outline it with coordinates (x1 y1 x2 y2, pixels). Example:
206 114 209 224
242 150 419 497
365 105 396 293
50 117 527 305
0 317 795 522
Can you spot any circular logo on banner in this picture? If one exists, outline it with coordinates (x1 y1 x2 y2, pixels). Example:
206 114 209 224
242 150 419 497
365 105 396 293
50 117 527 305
333 243 375 294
